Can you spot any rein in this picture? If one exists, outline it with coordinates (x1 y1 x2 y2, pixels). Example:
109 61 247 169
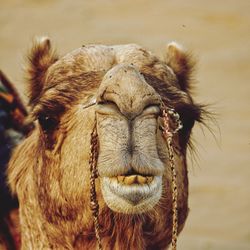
89 104 182 250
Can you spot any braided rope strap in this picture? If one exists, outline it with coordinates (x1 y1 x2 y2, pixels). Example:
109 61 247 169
89 121 103 250
162 107 183 250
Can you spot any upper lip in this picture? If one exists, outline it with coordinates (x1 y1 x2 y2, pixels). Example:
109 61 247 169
98 156 165 177
122 169 153 177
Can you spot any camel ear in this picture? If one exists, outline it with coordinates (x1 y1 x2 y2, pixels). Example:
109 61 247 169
26 37 58 106
165 42 195 92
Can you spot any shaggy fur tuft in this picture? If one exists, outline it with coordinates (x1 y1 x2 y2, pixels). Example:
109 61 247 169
26 37 58 106
165 42 195 92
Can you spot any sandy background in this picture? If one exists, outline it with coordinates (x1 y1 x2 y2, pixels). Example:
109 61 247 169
1 0 250 249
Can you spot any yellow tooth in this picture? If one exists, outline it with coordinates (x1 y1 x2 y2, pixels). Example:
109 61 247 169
117 176 125 183
137 175 147 184
146 176 154 183
110 177 117 182
123 175 137 185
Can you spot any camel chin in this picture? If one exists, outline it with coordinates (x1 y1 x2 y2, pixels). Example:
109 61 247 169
100 175 162 214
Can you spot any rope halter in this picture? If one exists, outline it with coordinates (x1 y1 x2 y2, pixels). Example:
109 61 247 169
89 104 183 250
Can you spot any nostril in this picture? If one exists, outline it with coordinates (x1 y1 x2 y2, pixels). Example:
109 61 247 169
97 100 116 106
96 100 121 115
141 104 160 117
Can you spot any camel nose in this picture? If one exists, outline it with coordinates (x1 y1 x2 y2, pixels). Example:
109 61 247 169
97 64 161 119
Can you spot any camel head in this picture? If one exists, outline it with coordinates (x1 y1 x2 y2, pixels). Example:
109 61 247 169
8 37 204 249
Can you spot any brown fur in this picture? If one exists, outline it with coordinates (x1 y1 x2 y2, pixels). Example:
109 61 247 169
8 38 204 249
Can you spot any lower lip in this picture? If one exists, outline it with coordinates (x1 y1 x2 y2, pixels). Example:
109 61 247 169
100 176 163 212
101 176 162 200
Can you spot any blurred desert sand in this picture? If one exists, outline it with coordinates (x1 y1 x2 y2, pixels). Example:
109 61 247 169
0 0 249 249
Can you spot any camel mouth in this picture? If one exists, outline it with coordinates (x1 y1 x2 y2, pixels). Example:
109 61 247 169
100 175 162 214
109 174 154 185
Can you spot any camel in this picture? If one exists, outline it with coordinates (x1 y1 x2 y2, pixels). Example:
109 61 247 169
7 37 205 250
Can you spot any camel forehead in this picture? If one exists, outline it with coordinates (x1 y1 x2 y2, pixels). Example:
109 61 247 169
46 44 157 80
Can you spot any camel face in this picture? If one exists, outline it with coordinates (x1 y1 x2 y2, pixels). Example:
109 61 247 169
96 64 163 213
8 38 204 249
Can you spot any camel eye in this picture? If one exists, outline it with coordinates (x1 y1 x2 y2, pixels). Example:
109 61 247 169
38 114 58 133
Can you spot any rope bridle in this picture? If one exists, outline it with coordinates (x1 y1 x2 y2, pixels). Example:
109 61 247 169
89 104 182 250
89 122 102 250
161 107 183 250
